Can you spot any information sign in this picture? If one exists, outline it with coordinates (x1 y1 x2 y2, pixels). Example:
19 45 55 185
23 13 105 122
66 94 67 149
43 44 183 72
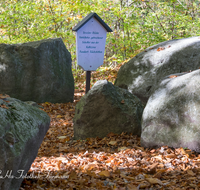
75 18 107 71
73 13 112 92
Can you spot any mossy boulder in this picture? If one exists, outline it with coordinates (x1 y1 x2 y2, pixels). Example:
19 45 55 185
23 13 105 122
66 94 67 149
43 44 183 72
0 38 74 103
0 97 50 190
73 80 144 140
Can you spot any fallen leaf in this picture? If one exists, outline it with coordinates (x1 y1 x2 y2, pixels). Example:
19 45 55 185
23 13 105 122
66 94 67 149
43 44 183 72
127 184 138 190
69 171 77 180
147 163 158 174
157 47 165 51
154 169 166 178
0 105 9 109
56 115 63 118
57 136 67 139
122 175 135 180
146 178 163 185
84 163 97 170
0 94 10 99
187 170 196 176
118 147 128 151
169 75 177 78
59 147 68 152
153 155 163 160
139 182 150 188
150 149 156 153
165 154 176 158
98 170 110 177
109 141 117 145
107 132 116 137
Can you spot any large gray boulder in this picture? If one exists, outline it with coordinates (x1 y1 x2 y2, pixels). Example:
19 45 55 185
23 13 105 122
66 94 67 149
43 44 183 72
115 36 200 104
73 80 144 140
141 69 200 152
0 96 50 190
0 38 74 103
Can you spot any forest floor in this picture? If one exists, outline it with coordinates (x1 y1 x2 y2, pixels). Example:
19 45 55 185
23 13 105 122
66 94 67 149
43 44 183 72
21 64 200 190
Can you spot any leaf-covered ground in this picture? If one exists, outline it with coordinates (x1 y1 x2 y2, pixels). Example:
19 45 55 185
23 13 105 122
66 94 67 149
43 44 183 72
21 65 200 190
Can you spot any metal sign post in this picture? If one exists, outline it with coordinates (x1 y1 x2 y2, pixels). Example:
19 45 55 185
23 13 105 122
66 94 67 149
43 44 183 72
86 71 91 93
72 12 112 94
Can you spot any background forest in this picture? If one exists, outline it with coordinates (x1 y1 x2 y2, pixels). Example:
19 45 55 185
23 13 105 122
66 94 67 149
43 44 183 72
0 0 200 76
